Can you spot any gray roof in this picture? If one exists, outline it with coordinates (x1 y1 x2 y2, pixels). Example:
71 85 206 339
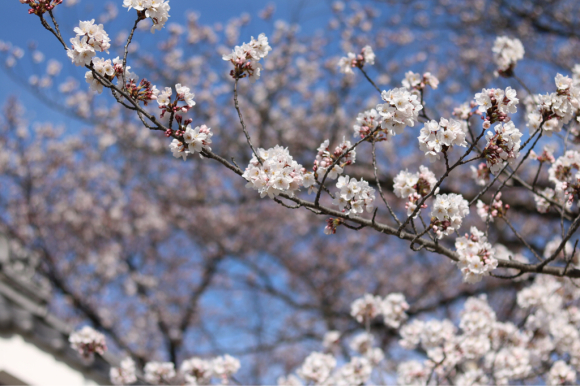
0 235 112 385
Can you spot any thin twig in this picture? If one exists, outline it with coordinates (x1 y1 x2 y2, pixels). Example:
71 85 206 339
47 10 63 44
121 17 141 90
371 140 400 225
343 222 366 231
535 211 580 271
38 14 67 50
273 197 301 209
531 162 543 189
233 78 262 164
357 67 381 94
418 88 432 121
489 270 525 280
419 215 436 243
502 216 543 262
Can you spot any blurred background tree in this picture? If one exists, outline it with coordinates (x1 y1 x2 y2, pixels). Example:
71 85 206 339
1 0 579 383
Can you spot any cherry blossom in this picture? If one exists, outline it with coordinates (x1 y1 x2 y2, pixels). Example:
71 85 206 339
430 193 469 238
242 145 306 198
455 227 498 283
223 33 272 82
69 326 107 360
122 0 171 33
144 362 176 384
376 87 423 135
492 36 524 76
110 357 137 385
483 121 523 174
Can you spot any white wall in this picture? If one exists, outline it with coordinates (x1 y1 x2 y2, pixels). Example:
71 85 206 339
0 334 99 385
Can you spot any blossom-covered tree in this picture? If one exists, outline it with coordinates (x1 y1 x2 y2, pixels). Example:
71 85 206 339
3 0 580 384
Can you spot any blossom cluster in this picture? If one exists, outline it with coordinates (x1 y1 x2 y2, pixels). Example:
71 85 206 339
382 293 411 328
474 87 519 125
85 56 138 94
338 45 375 74
211 355 242 381
548 150 580 204
122 0 170 33
313 138 356 181
548 361 577 385
323 217 343 235
180 357 213 385
157 83 195 116
399 315 455 352
492 36 525 76
476 192 509 222
125 78 158 105
67 20 111 67
144 362 176 384
418 118 468 162
68 326 107 360
348 333 374 355
452 102 474 120
19 0 62 15
430 193 469 238
277 296 407 385
515 276 580 383
350 292 409 328
135 354 241 385
401 71 439 90
398 316 462 382
332 175 375 215
110 357 137 385
483 121 523 174
396 360 431 385
395 292 545 385
331 357 373 385
282 330 386 386
529 74 580 134
223 33 272 82
296 352 337 384
393 165 438 216
242 145 310 198
350 335 384 366
531 145 556 164
455 227 498 283
169 124 213 161
84 57 113 93
352 109 383 140
322 331 341 349
376 87 423 135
